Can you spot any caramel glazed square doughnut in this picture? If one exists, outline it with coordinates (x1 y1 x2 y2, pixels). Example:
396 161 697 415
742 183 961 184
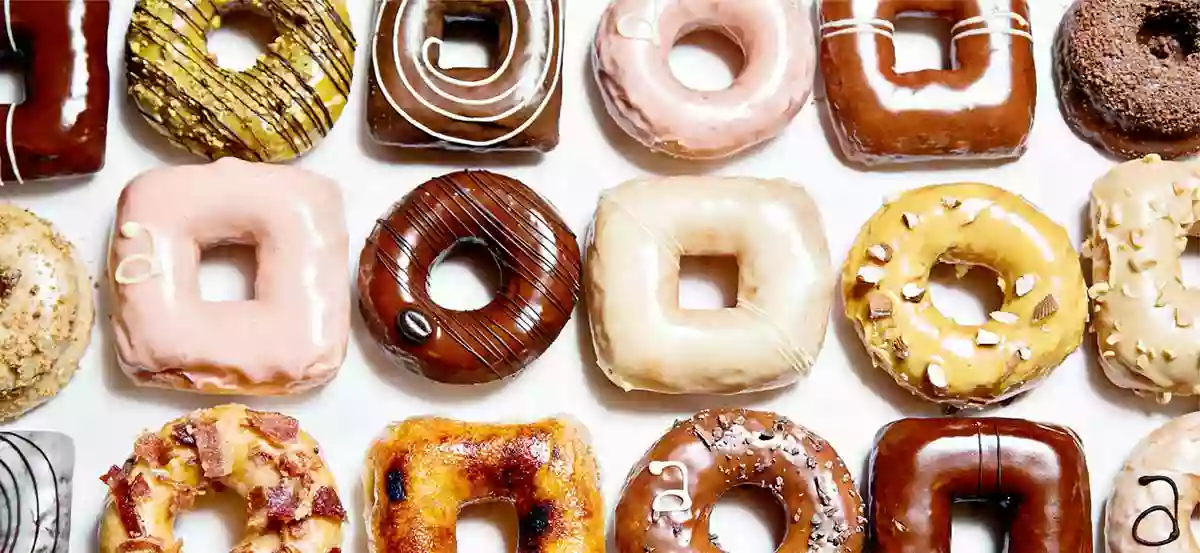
108 159 350 395
367 0 565 151
586 176 833 394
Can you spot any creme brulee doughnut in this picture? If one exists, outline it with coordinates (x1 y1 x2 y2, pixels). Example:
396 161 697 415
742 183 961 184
586 176 833 394
592 0 815 159
842 184 1087 408
99 404 345 553
109 159 350 395
1106 412 1200 551
127 0 356 161
1087 155 1200 403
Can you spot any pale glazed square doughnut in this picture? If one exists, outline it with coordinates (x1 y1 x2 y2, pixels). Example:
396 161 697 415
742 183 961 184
108 159 350 395
585 176 833 395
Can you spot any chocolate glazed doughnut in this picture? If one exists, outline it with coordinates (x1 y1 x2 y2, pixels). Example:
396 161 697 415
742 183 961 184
868 418 1091 552
357 170 581 385
615 409 866 553
0 0 110 183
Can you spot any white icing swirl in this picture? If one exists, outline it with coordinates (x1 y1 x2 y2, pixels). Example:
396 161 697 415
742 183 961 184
649 460 693 512
114 222 162 285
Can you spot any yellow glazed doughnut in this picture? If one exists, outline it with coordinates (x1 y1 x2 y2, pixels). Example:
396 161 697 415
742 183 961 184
99 404 345 553
1087 155 1200 403
842 183 1087 408
127 0 356 161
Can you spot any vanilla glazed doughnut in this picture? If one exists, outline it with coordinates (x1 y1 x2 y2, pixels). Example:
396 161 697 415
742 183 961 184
1106 412 1200 551
1086 155 1200 403
0 206 92 421
364 417 604 553
99 404 346 553
127 0 356 162
842 184 1087 408
109 159 349 395
592 0 815 159
586 176 833 394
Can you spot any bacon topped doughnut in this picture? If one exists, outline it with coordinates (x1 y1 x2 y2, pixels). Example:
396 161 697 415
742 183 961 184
819 0 1036 165
99 404 345 553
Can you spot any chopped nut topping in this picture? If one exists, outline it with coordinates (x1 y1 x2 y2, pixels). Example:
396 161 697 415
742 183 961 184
867 292 893 319
902 212 919 229
989 311 1018 324
926 364 948 389
867 244 892 263
1014 274 1036 297
1088 282 1111 299
1031 295 1059 323
857 266 886 286
901 283 926 302
942 196 961 209
1176 308 1193 328
976 329 1001 346
1017 346 1032 361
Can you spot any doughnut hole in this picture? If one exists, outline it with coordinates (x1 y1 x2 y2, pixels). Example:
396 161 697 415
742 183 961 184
950 501 1008 552
0 55 25 106
668 30 745 92
206 8 279 72
456 502 517 553
1138 9 1200 62
173 489 243 552
428 238 503 312
927 263 1005 326
678 255 739 309
198 244 257 302
707 486 786 553
438 15 501 70
893 14 953 73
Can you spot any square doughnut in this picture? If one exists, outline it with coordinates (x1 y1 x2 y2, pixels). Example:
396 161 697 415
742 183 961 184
819 0 1035 165
0 0 110 183
367 0 565 151
108 159 350 395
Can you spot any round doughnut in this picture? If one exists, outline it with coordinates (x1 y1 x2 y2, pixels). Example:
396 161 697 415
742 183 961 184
592 0 815 159
357 170 581 385
99 404 346 553
1056 0 1200 159
614 409 864 553
127 0 357 162
0 205 92 421
1087 155 1200 402
1106 412 1200 551
841 183 1088 408
364 416 604 553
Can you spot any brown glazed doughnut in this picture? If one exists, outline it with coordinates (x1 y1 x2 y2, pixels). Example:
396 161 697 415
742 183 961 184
357 170 581 385
869 417 1091 552
615 409 865 553
819 0 1035 165
367 0 564 151
1056 0 1200 159
1 0 110 183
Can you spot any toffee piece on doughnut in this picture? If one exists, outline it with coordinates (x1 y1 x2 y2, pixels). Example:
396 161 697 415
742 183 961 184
358 170 580 385
1107 412 1200 551
842 183 1088 408
869 418 1091 552
1056 0 1200 159
99 405 346 553
364 417 603 553
0 431 74 553
819 0 1035 165
614 409 865 553
0 0 110 183
368 0 565 151
127 0 356 162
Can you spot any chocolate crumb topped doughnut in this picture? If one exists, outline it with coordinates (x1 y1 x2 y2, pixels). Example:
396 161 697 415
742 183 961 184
1057 0 1200 158
615 409 865 553
127 0 357 162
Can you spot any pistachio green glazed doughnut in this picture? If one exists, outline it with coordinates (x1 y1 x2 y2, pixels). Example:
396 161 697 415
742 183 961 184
127 0 356 162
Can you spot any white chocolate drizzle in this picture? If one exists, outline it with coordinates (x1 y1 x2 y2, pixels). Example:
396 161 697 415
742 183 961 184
819 17 895 40
616 0 662 45
3 0 20 185
950 12 1032 42
114 222 162 285
649 460 692 512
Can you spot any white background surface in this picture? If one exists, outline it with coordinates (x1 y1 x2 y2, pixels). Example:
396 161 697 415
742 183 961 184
2 0 1183 551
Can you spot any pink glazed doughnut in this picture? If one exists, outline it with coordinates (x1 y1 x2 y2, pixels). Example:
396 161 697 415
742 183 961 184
592 0 815 159
107 159 350 395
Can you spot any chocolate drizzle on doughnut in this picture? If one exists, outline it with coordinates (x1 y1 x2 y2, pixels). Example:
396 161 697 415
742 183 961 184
1130 475 1181 546
357 170 581 385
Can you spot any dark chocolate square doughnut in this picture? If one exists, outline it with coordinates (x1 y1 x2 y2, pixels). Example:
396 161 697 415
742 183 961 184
0 0 110 183
367 0 564 152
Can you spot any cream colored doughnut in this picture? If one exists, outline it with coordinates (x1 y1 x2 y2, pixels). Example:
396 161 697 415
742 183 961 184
585 176 833 394
1087 154 1200 403
842 183 1088 408
0 205 93 421
1106 412 1200 551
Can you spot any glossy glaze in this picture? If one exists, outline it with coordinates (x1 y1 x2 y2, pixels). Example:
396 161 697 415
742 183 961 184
820 0 1035 165
593 0 814 159
842 183 1087 408
127 0 356 161
0 0 109 183
586 176 833 394
869 418 1091 553
0 431 73 553
363 417 603 553
615 409 865 553
1107 412 1200 551
368 0 564 151
358 170 580 385
99 404 345 553
108 159 350 395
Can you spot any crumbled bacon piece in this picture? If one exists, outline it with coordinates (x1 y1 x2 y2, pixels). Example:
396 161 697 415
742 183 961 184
247 410 300 444
250 447 277 467
100 465 145 538
279 452 319 478
191 420 230 478
129 474 152 501
253 484 300 522
311 487 345 520
116 537 164 553
171 423 196 447
133 434 169 467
